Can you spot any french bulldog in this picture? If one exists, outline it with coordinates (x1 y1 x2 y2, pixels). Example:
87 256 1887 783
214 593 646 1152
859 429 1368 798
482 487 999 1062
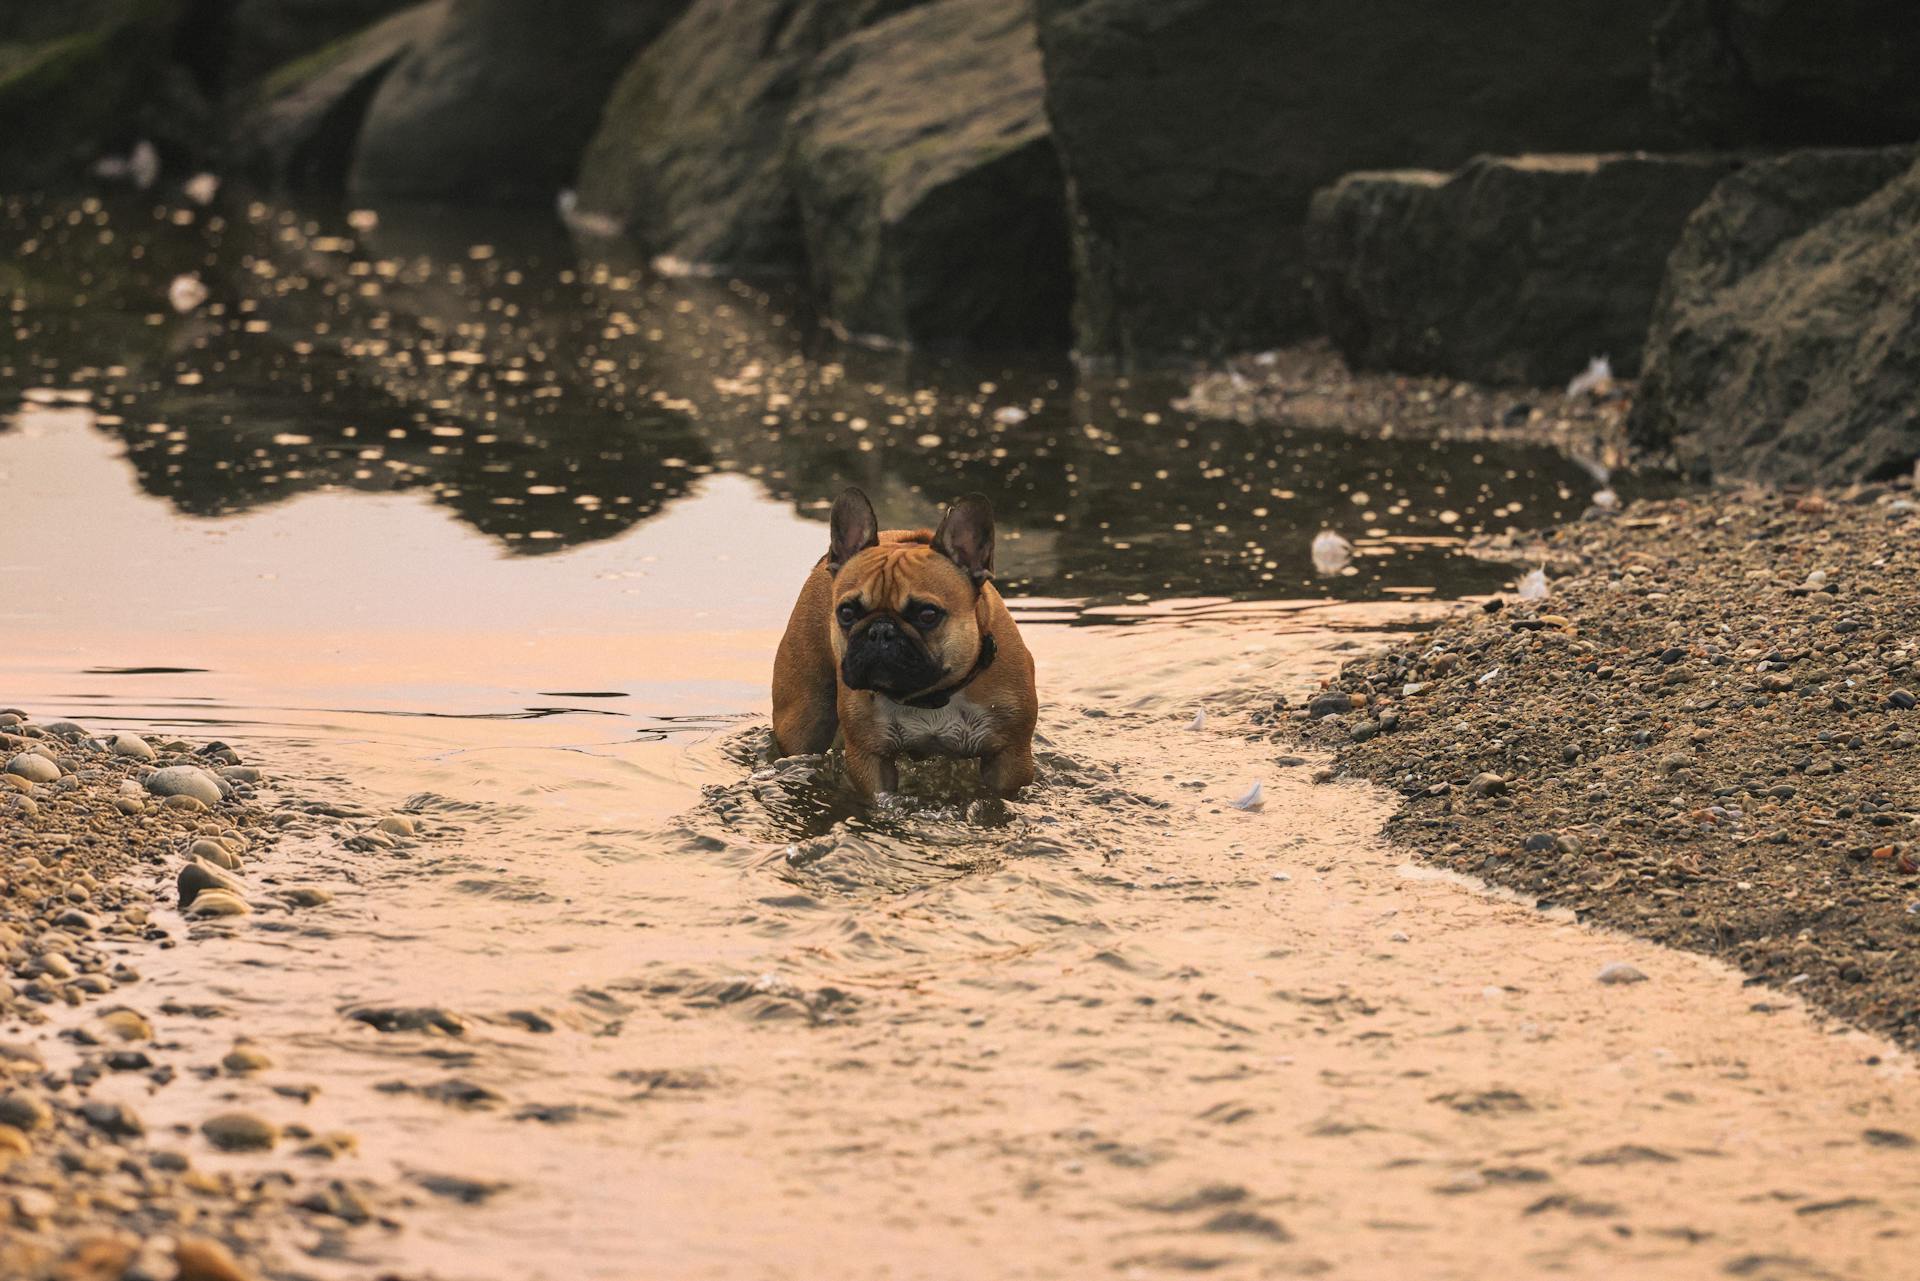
771 488 1037 797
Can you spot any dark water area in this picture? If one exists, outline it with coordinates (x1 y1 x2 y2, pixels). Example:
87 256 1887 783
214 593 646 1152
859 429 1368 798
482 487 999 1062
1 189 1599 606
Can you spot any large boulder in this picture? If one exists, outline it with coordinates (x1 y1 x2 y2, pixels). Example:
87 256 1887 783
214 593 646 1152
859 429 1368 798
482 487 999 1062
1309 152 1743 386
0 0 208 186
573 0 926 272
1633 147 1920 483
1652 0 1920 147
230 0 448 190
347 0 687 203
788 0 1068 348
223 0 420 92
1033 0 1670 366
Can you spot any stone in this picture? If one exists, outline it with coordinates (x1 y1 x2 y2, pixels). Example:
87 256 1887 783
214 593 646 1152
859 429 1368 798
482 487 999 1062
0 1091 51 1131
201 1110 279 1152
80 1099 145 1137
1033 0 1669 362
187 889 253 919
575 0 922 270
374 813 416 837
174 1235 259 1281
347 0 685 202
97 1007 154 1042
146 764 226 805
180 860 246 906
280 887 333 908
1308 152 1742 384
231 0 453 190
111 733 156 761
225 0 421 89
1632 147 1920 483
192 838 244 870
1597 962 1649 985
223 1042 274 1074
1652 0 1920 148
5 752 59 784
0 1123 29 1162
787 0 1069 348
1470 772 1509 797
165 793 209 813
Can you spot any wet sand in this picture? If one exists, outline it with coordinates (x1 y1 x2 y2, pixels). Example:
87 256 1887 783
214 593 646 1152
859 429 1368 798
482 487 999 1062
1300 484 1920 1052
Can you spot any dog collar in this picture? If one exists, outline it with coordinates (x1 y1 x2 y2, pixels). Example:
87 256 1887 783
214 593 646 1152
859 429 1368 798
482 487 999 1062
899 634 997 710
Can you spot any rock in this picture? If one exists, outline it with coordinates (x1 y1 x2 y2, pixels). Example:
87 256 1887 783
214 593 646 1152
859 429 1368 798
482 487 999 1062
42 720 90 740
165 793 210 813
1597 962 1649 985
180 859 246 905
374 813 416 837
574 0 919 270
232 0 452 190
1308 152 1742 384
0 1091 51 1131
1308 692 1355 720
0 2 206 188
296 1179 374 1222
1469 772 1509 797
280 887 333 908
191 838 244 870
4 752 60 784
1633 147 1920 483
174 1235 259 1281
201 1110 279 1152
225 0 421 88
187 889 252 919
1889 690 1917 711
110 733 156 761
80 1098 145 1137
347 0 685 202
347 1004 467 1034
114 796 146 815
1032 0 1670 362
787 0 1070 348
1652 0 1920 148
222 1042 274 1074
97 1007 155 1042
0 1123 29 1162
145 764 224 806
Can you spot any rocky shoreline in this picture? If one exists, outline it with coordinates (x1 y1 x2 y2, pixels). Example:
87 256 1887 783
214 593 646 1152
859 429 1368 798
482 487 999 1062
1285 484 1920 1049
1 710 416 1281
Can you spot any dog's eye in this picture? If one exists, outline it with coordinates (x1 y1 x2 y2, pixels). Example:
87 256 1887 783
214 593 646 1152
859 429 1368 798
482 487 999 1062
912 604 944 630
836 602 861 627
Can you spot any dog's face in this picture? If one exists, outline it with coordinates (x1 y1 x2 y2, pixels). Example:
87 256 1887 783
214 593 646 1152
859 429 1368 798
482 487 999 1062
825 489 994 700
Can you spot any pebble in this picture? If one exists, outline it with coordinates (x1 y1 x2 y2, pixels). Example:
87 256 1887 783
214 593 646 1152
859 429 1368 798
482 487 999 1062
376 814 417 837
165 793 210 812
97 1007 154 1042
1890 689 1917 711
114 796 146 815
5 752 60 783
201 1110 279 1152
175 1236 259 1281
80 1099 144 1136
178 860 244 907
187 889 252 919
43 720 90 740
280 887 333 908
0 1091 51 1131
111 733 157 760
191 838 244 870
1469 772 1509 797
144 764 225 806
1597 962 1648 985
222 1042 273 1074
0 1123 29 1162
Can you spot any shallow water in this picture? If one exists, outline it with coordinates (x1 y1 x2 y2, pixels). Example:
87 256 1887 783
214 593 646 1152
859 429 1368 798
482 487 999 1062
4 196 1918 1280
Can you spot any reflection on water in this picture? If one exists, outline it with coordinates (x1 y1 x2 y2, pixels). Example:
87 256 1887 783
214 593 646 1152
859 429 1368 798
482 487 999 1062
3 189 1599 600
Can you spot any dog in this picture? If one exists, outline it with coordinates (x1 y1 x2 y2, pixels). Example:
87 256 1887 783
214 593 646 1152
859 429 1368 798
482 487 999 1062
772 488 1037 797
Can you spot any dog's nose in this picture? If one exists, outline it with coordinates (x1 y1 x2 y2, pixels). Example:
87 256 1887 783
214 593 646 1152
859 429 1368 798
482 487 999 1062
864 617 902 644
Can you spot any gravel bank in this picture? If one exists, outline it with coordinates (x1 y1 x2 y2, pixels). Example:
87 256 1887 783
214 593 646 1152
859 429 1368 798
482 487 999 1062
1288 484 1920 1048
0 709 407 1281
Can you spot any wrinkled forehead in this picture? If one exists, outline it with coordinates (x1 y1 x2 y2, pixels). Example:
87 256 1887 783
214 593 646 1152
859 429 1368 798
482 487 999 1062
837 545 970 608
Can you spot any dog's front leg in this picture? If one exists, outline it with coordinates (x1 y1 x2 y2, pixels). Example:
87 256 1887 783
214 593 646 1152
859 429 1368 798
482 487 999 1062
980 746 1034 797
843 746 899 797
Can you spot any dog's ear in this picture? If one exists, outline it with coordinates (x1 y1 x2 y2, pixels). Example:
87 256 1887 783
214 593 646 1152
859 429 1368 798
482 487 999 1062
828 487 880 571
932 493 995 587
